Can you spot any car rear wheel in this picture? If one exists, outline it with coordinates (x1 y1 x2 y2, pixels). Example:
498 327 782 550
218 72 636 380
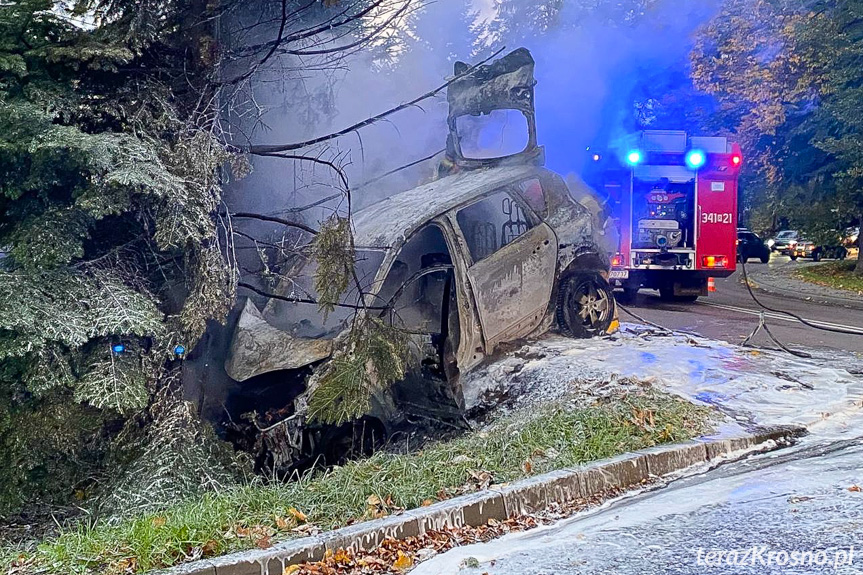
790 254 799 261
557 274 614 338
760 253 770 263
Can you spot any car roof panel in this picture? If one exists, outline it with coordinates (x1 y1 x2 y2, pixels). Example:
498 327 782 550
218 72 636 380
352 164 538 249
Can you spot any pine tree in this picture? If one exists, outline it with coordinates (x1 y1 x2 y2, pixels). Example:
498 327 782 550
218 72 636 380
0 0 240 512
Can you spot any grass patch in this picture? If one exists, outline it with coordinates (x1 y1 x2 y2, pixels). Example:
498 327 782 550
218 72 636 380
5 391 710 574
795 260 863 294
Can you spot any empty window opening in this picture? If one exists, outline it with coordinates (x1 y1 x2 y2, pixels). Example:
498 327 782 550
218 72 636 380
378 225 453 334
456 190 534 262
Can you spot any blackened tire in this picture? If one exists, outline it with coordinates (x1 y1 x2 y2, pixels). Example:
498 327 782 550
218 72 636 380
557 274 614 338
659 286 674 301
760 253 770 264
790 254 799 261
616 286 639 304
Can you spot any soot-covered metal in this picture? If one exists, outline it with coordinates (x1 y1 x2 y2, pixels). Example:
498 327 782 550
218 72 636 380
222 49 619 475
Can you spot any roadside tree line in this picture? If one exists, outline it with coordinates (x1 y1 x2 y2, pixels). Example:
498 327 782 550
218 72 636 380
689 0 863 272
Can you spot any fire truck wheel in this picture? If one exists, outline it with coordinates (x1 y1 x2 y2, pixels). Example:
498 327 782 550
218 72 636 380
557 274 614 338
616 286 639 304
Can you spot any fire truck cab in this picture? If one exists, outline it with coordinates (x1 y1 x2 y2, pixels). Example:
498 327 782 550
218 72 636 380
589 130 742 302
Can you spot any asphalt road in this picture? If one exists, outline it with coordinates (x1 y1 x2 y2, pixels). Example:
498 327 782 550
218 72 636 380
616 254 863 355
415 432 863 575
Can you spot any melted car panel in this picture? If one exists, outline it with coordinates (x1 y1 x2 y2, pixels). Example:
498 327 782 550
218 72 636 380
221 48 616 474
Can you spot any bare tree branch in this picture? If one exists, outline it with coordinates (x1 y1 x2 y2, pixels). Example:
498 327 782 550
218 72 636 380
268 193 341 215
229 212 319 235
222 0 289 86
238 281 385 310
254 152 350 191
231 0 390 57
246 47 506 155
356 148 445 189
275 0 412 57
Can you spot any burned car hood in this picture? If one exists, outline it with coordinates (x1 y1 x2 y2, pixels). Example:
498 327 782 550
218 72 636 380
225 298 333 382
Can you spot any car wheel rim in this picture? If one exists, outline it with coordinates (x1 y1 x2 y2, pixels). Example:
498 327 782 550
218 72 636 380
574 281 610 329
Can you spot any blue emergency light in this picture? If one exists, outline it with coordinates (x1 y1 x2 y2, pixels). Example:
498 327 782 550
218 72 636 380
112 343 126 354
174 344 186 356
686 149 706 169
626 150 643 166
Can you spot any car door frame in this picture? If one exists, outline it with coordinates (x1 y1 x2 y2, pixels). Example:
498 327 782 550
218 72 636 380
445 185 558 354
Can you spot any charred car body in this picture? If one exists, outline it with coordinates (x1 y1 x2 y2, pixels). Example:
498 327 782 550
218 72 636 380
224 49 618 473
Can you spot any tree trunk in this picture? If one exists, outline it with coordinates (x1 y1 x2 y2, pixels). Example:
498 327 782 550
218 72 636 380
857 213 863 275
856 234 863 275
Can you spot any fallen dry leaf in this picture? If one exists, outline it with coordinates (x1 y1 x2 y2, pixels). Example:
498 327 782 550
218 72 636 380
468 470 493 489
421 499 434 507
849 485 862 492
367 494 382 506
333 549 351 563
392 551 414 571
291 523 321 535
276 516 291 530
107 557 138 575
151 516 166 528
522 460 533 474
238 482 646 575
288 507 308 522
202 540 219 557
256 535 272 549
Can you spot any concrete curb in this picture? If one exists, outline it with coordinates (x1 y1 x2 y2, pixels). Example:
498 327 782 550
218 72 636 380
158 425 806 575
744 267 863 311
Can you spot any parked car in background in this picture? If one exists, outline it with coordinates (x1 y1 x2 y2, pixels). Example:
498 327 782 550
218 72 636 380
789 238 849 261
768 230 799 254
736 229 770 263
789 238 821 261
844 227 859 258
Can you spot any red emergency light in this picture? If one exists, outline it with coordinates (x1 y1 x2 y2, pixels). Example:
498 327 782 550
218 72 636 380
611 253 624 267
731 154 742 166
702 255 729 269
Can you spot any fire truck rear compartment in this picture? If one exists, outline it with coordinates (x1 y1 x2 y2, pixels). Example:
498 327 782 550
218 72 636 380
632 178 695 251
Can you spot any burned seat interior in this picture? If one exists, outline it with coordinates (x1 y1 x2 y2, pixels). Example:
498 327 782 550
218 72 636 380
378 225 453 336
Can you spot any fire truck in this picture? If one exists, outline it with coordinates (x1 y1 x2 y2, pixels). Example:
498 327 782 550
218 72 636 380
586 130 743 302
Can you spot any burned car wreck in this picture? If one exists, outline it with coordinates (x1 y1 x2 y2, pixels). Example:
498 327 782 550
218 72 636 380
223 49 619 473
